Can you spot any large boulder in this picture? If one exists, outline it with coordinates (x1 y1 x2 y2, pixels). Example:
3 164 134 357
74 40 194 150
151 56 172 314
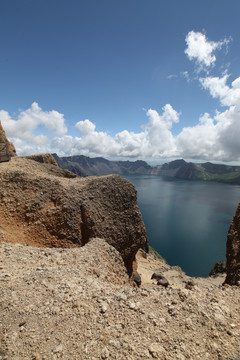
224 203 240 286
0 155 147 275
0 120 17 159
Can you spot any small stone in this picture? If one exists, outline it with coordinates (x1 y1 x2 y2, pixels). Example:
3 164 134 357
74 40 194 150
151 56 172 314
100 303 108 314
133 272 141 287
101 347 110 359
53 343 63 353
33 353 41 360
129 302 136 310
151 271 164 281
157 278 169 287
149 343 165 358
185 280 195 290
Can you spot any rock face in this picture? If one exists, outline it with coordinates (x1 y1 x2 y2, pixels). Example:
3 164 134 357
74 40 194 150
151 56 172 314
0 155 147 275
0 120 17 159
209 260 226 277
224 203 240 286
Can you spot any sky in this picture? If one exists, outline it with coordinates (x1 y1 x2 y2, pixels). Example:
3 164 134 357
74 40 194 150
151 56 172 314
0 0 240 164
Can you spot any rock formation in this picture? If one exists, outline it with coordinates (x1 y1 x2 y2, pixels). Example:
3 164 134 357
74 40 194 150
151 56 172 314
0 155 147 275
224 203 240 286
209 260 226 277
0 120 17 159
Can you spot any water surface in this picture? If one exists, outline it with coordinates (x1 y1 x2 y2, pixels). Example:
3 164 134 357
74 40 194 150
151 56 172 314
124 175 240 277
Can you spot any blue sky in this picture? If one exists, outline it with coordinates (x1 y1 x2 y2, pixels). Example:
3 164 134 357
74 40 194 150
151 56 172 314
0 0 240 163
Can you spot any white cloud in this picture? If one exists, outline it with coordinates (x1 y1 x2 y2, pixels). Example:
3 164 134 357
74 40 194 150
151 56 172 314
1 31 239 163
176 72 240 161
0 102 67 140
185 31 229 70
75 119 96 135
0 102 68 154
181 71 190 83
49 104 180 159
200 75 240 106
167 74 178 80
1 91 240 162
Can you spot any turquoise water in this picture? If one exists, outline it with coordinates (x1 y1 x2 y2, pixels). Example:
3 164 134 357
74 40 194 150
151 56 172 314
124 175 240 277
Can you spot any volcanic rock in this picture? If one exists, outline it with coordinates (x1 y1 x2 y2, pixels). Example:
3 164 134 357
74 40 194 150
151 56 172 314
209 260 226 277
224 203 240 286
133 271 142 286
0 155 147 275
0 120 17 159
1 241 240 360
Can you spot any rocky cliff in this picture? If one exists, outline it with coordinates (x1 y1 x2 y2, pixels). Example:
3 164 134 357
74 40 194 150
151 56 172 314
0 155 147 275
0 125 240 359
224 203 240 286
0 121 17 159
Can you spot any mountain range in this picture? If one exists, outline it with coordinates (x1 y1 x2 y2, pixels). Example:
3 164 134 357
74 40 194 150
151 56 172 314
52 154 240 184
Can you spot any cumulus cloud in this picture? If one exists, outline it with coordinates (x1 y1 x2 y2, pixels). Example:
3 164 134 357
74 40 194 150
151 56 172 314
1 86 240 162
50 104 180 159
177 73 240 161
0 102 67 138
185 30 229 70
1 31 239 163
200 75 240 106
0 102 68 155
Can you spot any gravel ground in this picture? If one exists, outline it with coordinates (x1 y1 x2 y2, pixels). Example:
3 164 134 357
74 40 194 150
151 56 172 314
1 239 240 360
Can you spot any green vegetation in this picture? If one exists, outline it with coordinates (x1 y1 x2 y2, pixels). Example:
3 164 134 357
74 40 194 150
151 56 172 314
192 164 240 183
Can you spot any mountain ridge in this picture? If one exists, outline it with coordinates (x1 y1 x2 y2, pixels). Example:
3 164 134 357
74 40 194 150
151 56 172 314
52 154 240 184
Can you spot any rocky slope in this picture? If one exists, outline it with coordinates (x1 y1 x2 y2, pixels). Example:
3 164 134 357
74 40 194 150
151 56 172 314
0 121 17 159
0 155 146 275
160 160 240 184
225 203 240 286
52 154 153 177
0 124 240 359
1 241 240 360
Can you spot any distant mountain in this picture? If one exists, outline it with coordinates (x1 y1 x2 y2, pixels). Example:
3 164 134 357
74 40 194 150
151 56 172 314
52 154 240 184
161 159 240 184
52 153 155 176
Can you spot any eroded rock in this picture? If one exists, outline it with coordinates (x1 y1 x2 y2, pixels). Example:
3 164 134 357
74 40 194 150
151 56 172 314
224 203 240 286
0 155 147 275
0 120 17 160
209 260 226 277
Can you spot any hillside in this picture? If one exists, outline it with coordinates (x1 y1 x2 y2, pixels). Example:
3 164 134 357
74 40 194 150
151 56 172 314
0 123 240 359
161 160 240 184
53 154 240 184
52 153 155 176
1 238 240 359
0 154 239 359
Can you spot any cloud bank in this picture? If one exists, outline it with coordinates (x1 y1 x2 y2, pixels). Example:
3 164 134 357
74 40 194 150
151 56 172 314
1 31 239 163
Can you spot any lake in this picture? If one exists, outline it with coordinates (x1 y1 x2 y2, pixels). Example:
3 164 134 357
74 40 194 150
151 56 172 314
124 175 240 277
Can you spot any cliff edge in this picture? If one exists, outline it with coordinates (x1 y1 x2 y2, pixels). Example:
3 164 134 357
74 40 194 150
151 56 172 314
0 121 17 160
224 203 240 286
0 155 147 275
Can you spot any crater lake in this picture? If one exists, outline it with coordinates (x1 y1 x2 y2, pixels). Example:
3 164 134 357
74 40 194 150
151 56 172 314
124 175 240 277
